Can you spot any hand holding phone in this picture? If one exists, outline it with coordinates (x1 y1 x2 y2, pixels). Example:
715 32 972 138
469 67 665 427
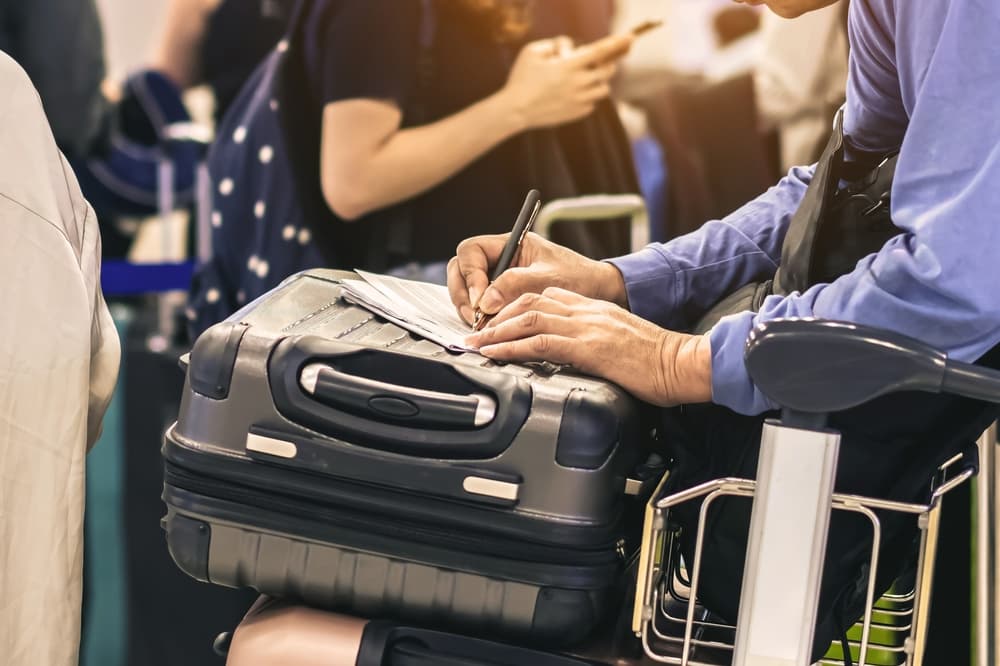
574 19 664 66
501 19 663 130
630 19 665 38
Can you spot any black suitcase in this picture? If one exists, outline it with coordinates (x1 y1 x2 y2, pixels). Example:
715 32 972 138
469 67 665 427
163 269 647 646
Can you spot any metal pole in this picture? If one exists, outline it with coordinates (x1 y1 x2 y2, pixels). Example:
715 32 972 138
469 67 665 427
155 157 178 342
195 162 213 265
974 423 997 666
732 419 841 666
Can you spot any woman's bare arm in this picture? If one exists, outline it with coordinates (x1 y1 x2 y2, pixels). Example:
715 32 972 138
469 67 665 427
320 34 632 221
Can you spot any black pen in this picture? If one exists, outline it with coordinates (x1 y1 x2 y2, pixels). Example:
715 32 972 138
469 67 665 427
473 189 542 331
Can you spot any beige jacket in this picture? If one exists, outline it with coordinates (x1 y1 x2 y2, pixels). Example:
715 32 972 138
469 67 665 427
0 52 120 665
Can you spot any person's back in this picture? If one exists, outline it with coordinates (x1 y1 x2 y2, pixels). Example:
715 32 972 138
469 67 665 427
0 52 120 666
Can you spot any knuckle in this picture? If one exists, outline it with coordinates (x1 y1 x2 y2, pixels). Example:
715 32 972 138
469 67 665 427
489 284 507 302
522 310 540 329
520 292 541 308
529 335 551 355
501 268 526 289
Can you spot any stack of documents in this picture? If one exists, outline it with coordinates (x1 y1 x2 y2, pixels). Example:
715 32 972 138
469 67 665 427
340 271 477 352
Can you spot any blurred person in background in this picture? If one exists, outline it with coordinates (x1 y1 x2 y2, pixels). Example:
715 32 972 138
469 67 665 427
151 0 296 123
754 0 848 171
0 0 109 159
612 0 770 241
74 0 298 260
0 52 120 666
188 0 640 334
305 0 632 249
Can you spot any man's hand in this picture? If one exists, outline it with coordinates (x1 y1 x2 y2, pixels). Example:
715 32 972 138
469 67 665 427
466 287 713 406
447 232 628 325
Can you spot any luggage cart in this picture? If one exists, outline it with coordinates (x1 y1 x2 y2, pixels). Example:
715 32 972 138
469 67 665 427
633 319 1000 666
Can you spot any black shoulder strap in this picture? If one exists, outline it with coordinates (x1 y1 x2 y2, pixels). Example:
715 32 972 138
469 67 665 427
773 109 848 295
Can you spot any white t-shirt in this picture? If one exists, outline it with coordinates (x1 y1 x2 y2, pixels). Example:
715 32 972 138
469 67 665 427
0 52 120 665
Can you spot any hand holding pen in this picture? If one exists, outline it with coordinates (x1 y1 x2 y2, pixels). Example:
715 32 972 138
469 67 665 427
472 189 542 331
447 194 630 331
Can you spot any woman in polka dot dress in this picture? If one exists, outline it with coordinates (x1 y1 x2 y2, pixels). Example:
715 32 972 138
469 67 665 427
188 0 635 337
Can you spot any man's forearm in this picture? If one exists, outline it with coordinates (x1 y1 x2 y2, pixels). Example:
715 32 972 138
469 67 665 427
608 164 816 331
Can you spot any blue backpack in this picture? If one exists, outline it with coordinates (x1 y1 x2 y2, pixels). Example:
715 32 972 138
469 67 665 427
188 0 435 336
187 27 323 335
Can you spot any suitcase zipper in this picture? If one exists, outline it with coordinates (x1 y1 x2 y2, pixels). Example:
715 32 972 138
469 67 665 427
164 462 621 567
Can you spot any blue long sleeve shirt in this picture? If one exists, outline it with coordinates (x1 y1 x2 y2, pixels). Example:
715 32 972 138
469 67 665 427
610 0 1000 415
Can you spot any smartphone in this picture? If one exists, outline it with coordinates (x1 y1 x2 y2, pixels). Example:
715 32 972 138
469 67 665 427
630 19 665 38
576 19 664 65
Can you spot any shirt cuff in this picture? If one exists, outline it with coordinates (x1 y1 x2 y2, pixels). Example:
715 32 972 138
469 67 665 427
709 311 778 415
606 246 680 328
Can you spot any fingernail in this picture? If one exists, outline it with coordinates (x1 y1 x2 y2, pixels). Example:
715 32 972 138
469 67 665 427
479 288 502 313
469 288 482 309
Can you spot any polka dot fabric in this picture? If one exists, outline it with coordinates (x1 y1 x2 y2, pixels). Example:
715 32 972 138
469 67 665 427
188 40 326 338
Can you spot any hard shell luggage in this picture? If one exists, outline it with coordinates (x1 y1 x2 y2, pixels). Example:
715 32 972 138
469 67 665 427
163 269 648 646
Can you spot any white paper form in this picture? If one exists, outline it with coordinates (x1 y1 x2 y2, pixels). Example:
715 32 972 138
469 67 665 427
340 270 477 352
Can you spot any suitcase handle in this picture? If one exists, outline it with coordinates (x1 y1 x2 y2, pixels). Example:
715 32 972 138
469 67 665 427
300 363 497 429
269 336 532 459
